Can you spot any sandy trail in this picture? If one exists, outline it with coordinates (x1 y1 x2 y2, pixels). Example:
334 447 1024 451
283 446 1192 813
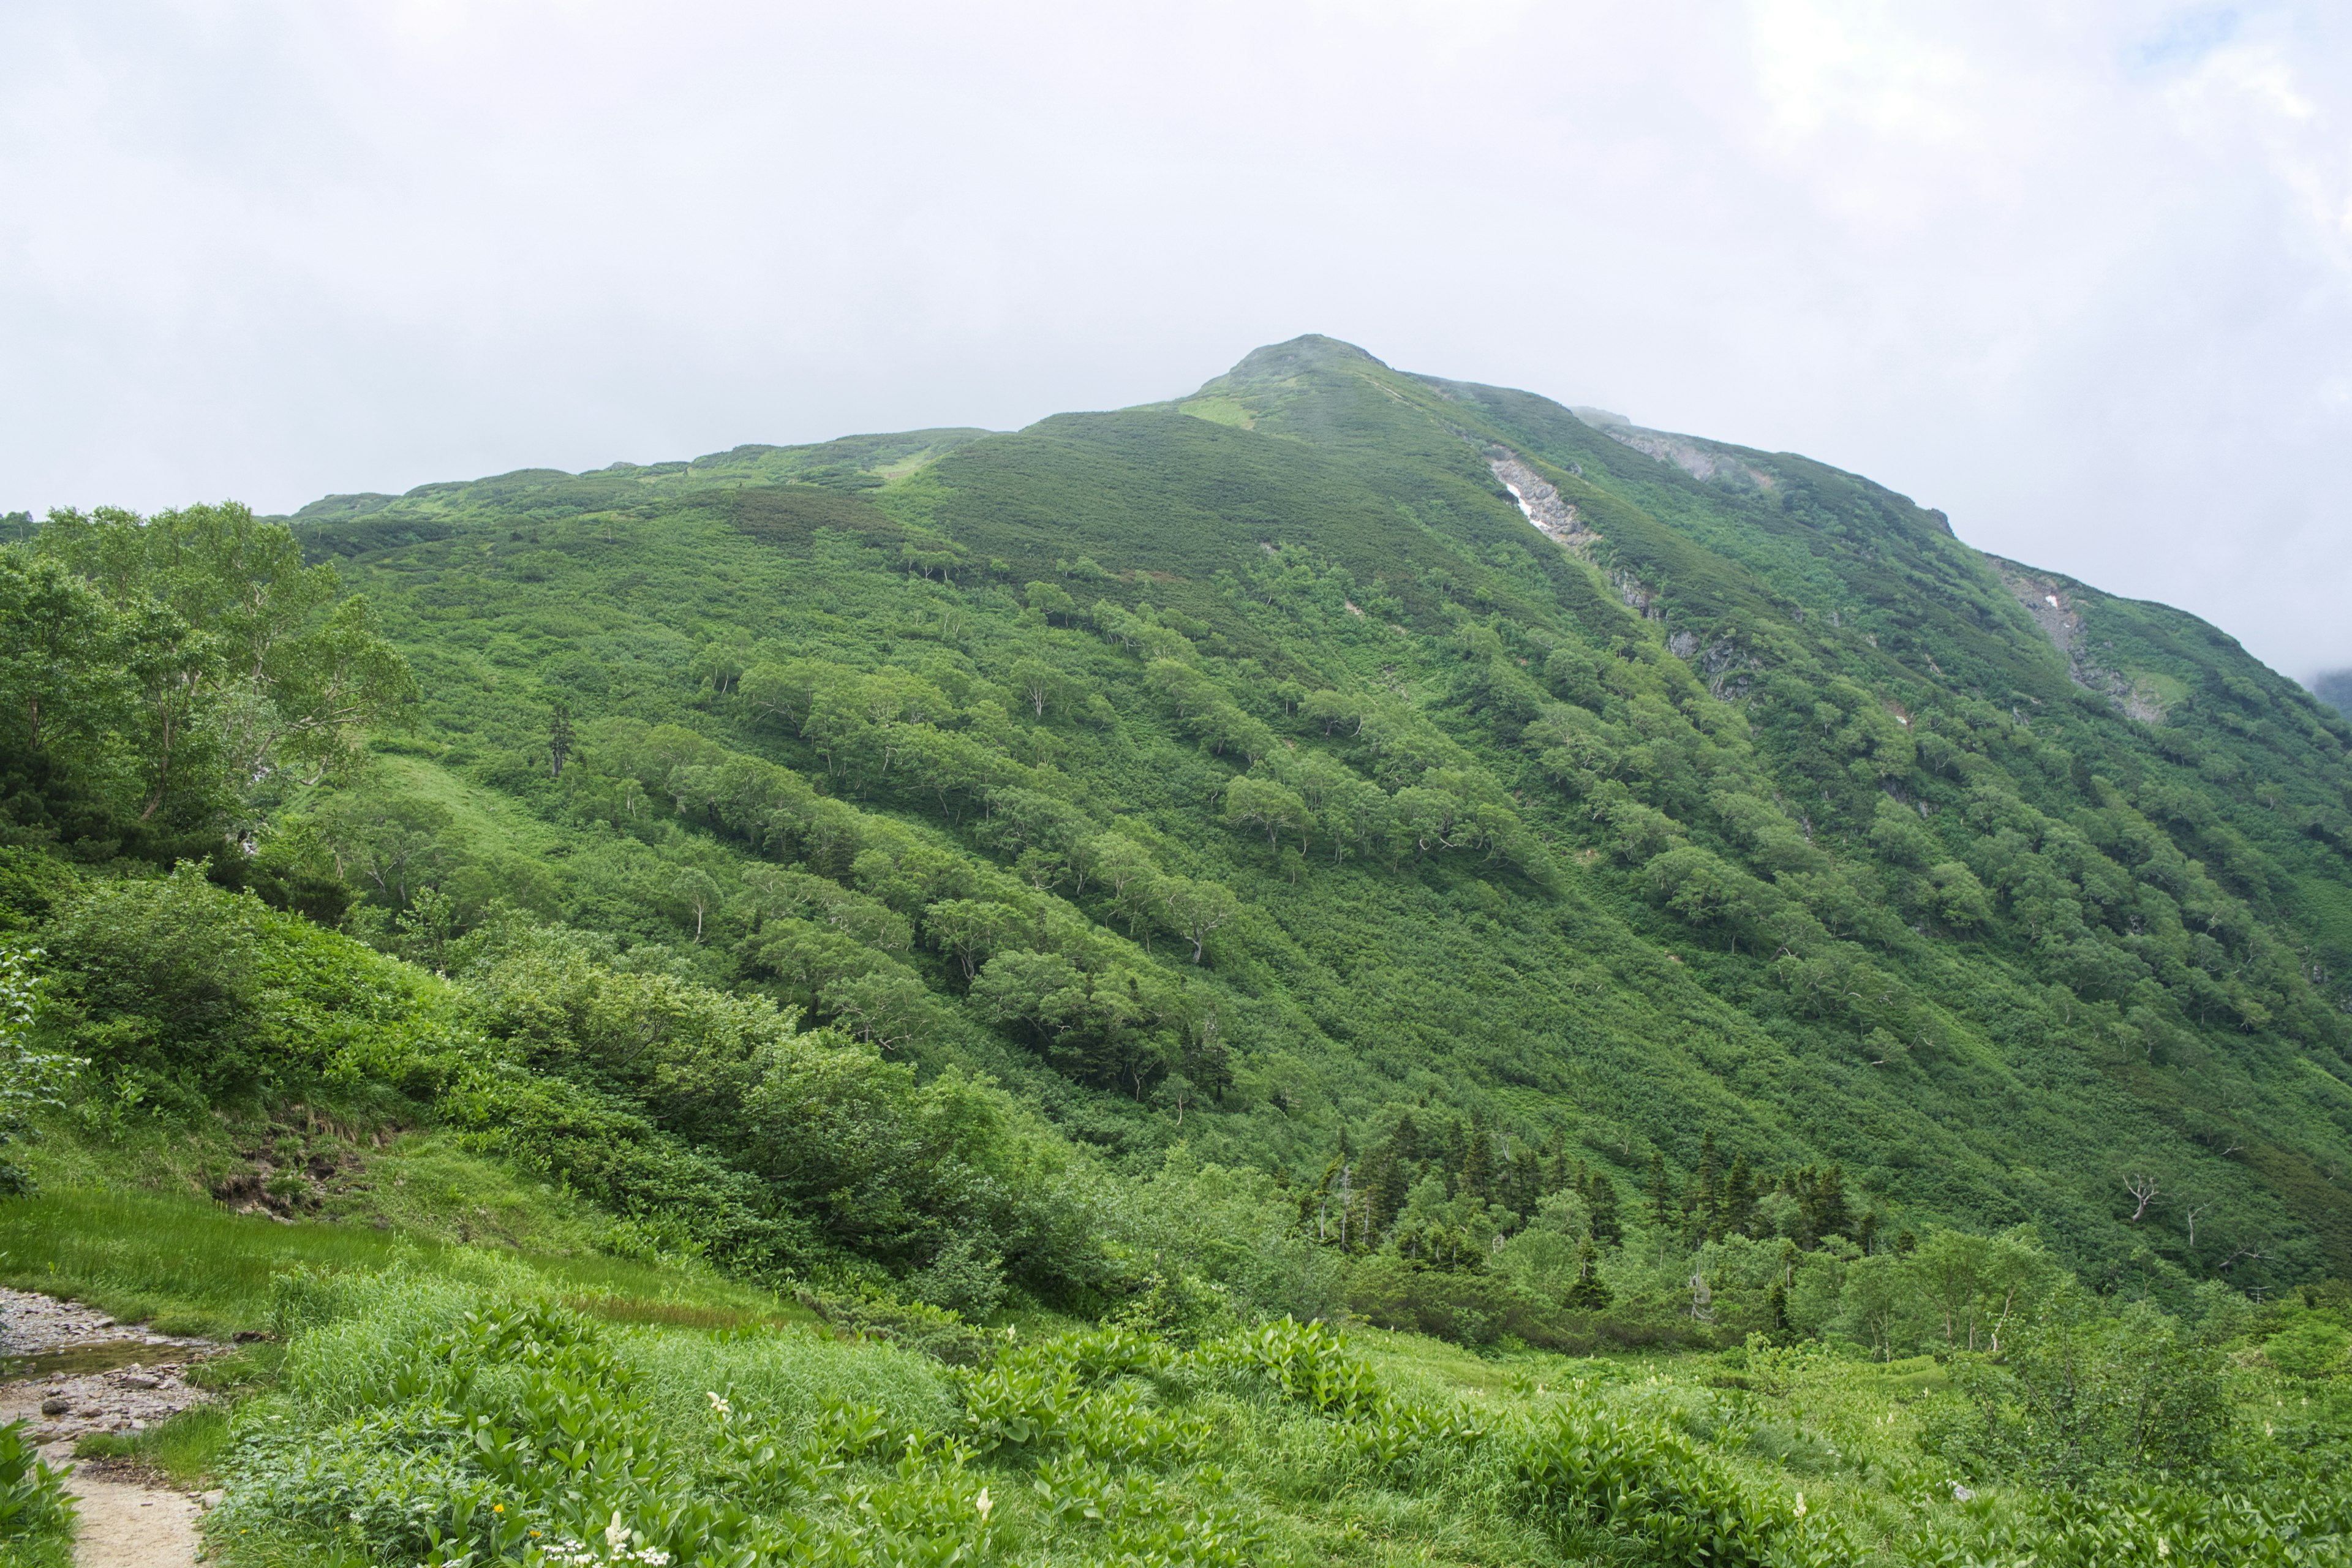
64 1474 201 1568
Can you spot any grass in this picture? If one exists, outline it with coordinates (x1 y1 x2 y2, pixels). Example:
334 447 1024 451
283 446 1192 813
0 1186 803 1338
0 1165 2327 1568
20 1104 680 1258
0 1537 71 1568
75 1404 230 1488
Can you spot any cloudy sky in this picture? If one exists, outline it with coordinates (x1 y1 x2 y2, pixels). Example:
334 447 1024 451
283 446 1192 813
6 2 2350 680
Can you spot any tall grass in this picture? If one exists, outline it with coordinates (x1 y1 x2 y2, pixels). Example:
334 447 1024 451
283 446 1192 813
0 1189 798 1335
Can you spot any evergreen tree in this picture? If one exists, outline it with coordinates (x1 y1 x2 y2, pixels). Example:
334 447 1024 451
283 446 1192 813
1502 1142 1540 1216
1390 1110 1421 1164
1588 1169 1624 1248
1689 1131 1720 1245
549 701 575 780
1814 1164 1851 1243
1461 1113 1493 1200
1721 1152 1756 1240
1647 1151 1676 1236
1564 1237 1613 1310
1370 1143 1412 1238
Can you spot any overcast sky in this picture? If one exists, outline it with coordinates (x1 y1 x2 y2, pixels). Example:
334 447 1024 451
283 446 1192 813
6 2 2350 681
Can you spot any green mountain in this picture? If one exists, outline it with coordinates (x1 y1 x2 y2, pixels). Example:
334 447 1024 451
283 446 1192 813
15 332 2352 1568
13 334 2352 1313
276 335 2352 1283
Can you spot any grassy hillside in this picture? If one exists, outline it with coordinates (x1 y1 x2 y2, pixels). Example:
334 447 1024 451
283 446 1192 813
7 335 2352 1564
196 334 2351 1305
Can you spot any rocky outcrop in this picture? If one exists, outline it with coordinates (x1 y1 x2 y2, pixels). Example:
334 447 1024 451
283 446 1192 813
1597 426 1777 491
1991 559 2164 722
1487 450 1595 551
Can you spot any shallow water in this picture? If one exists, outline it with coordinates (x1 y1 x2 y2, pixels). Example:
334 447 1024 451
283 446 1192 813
1 1340 192 1380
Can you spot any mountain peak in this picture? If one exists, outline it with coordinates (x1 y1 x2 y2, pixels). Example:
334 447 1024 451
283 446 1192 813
1221 334 1391 383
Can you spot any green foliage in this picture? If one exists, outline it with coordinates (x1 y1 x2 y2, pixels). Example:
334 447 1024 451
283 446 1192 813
33 865 422 1107
20 339 2352 1382
0 1423 72 1559
75 1403 232 1486
1922 1285 2233 1485
214 1248 2352 1568
0 947 77 1191
1509 1399 1792 1566
11 863 1329 1321
0 505 412 867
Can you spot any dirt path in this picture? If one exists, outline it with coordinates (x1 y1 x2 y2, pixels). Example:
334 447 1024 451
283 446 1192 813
62 1474 201 1568
0 1289 218 1567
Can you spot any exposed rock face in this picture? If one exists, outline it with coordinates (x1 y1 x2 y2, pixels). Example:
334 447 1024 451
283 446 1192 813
1487 450 1594 550
1991 560 2165 722
1596 425 1776 490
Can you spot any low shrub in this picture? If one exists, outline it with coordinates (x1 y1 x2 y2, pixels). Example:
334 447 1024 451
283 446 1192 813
1508 1400 1792 1567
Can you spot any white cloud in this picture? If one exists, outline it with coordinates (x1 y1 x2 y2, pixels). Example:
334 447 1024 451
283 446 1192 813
1747 0 1981 142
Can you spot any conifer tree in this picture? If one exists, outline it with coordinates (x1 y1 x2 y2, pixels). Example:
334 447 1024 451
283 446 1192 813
1462 1115 1493 1202
549 701 575 780
1565 1237 1613 1310
1371 1143 1411 1238
1588 1169 1623 1248
1689 1131 1720 1245
1390 1110 1421 1163
1815 1164 1850 1241
1722 1152 1756 1240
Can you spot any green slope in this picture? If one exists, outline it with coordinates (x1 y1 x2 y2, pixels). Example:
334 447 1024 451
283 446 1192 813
250 334 2352 1297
